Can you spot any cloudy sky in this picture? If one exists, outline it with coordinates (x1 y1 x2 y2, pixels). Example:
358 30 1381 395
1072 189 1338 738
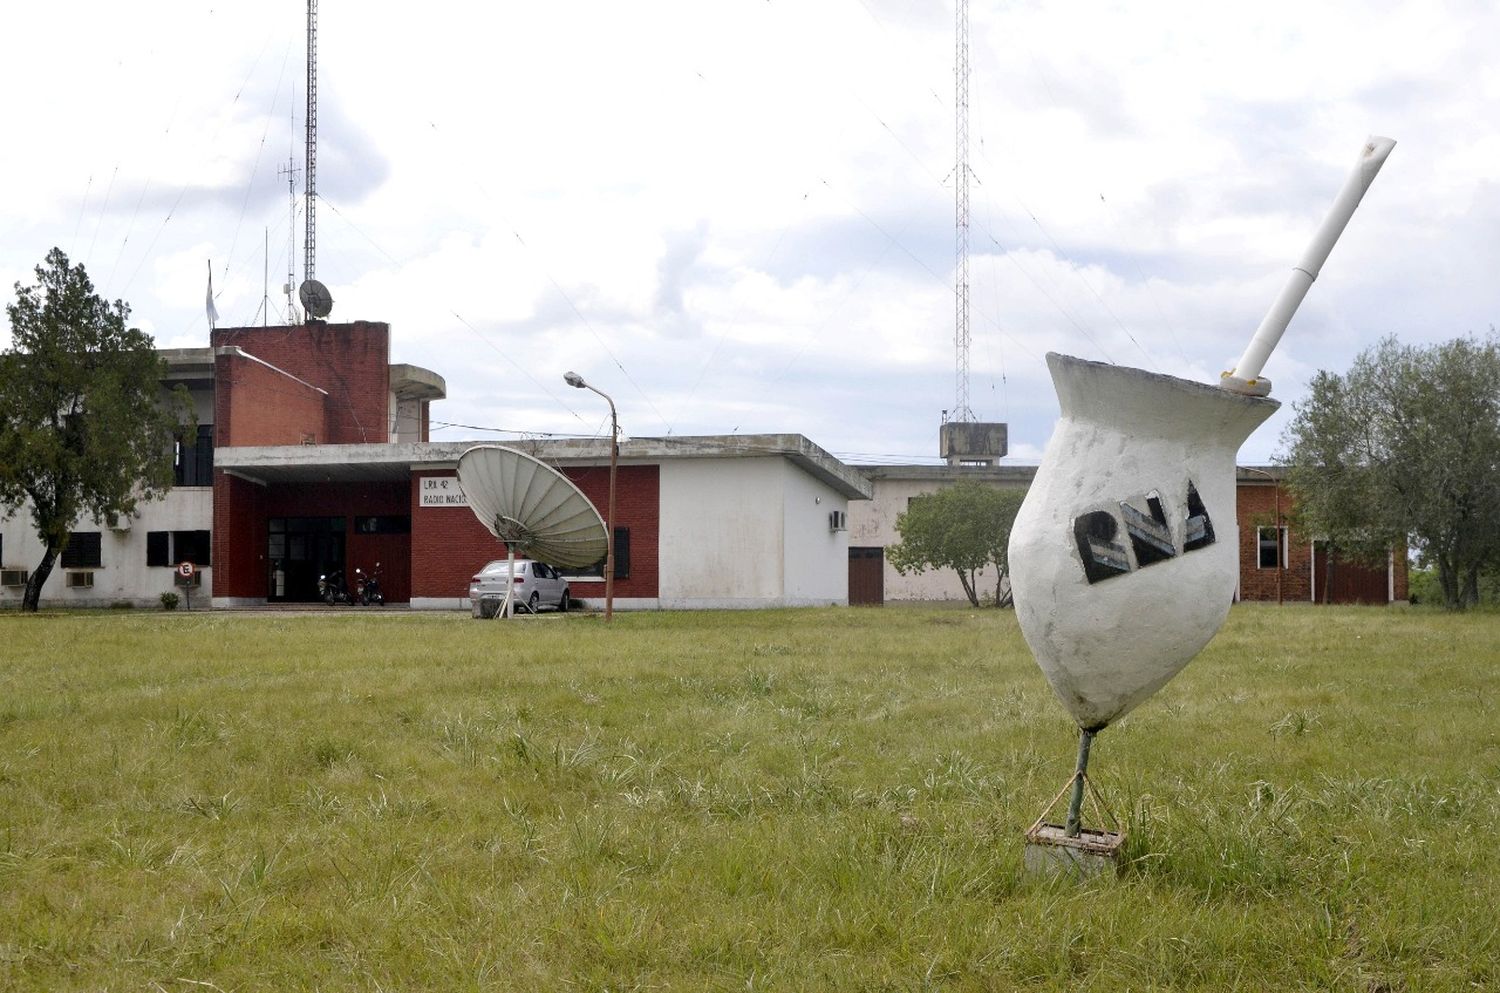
2 0 1495 464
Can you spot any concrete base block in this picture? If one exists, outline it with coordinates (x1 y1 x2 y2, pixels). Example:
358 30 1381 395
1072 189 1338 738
1023 823 1125 880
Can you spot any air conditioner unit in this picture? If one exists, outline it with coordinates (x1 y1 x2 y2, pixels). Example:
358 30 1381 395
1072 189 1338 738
108 514 131 532
828 510 848 532
65 571 95 589
1 569 28 587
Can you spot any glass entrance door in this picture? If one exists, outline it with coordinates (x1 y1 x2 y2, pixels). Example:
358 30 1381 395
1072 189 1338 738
267 517 346 602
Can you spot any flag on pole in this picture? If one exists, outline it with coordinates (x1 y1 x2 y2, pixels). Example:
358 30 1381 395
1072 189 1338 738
206 260 219 330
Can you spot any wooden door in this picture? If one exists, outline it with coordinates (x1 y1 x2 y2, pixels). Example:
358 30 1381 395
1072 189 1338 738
848 547 884 606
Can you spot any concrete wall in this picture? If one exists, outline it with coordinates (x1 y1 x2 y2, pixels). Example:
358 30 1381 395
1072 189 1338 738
1 487 214 609
658 457 783 607
654 456 849 609
780 459 849 605
848 474 1025 602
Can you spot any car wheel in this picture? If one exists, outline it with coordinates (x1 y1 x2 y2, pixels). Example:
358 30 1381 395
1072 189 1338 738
559 588 569 612
528 591 540 613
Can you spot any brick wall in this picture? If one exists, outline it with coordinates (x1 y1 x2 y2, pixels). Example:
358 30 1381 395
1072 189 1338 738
410 464 660 600
212 478 411 601
213 322 391 445
1236 482 1408 602
1236 483 1311 602
212 472 266 599
214 350 327 447
262 482 412 602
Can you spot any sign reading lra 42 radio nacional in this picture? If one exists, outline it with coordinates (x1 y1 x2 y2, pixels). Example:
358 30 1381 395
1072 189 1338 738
419 476 469 508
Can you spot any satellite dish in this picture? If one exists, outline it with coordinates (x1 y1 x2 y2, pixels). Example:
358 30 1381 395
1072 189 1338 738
456 445 609 618
298 279 333 319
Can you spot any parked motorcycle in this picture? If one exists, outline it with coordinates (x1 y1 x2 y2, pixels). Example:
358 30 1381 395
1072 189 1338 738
318 569 353 606
354 563 385 607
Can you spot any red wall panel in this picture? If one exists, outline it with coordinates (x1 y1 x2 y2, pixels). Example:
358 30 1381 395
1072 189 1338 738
214 351 327 447
211 472 266 599
213 322 391 445
410 464 660 600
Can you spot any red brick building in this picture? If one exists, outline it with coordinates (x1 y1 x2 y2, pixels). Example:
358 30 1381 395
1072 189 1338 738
202 321 867 610
1235 467 1408 604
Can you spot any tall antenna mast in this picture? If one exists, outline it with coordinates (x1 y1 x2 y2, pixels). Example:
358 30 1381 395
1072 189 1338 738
304 0 318 288
937 0 1006 466
953 0 973 423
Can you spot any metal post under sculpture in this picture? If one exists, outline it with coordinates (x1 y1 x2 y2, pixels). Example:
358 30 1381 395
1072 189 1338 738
1010 136 1394 873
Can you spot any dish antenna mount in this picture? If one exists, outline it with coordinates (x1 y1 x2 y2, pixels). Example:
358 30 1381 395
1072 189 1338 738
456 445 608 619
298 278 333 321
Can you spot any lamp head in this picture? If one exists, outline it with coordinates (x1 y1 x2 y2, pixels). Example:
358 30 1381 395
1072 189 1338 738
564 371 587 389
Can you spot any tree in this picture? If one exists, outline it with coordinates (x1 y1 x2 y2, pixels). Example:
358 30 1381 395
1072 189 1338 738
0 248 192 611
887 480 1026 607
1280 334 1500 609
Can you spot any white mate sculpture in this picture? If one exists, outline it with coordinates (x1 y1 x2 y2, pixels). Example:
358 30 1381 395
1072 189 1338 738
1011 136 1395 859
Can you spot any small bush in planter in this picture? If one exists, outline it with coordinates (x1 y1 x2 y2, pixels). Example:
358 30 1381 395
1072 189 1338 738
160 591 180 611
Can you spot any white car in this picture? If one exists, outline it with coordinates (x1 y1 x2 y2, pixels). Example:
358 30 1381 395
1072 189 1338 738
469 559 571 616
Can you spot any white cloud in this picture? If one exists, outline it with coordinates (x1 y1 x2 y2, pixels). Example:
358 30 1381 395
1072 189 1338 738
2 0 1495 468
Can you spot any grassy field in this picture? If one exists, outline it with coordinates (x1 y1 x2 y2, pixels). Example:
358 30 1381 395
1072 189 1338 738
1 604 1497 991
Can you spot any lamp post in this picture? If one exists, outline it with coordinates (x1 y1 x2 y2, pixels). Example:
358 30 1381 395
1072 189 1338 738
1244 466 1283 606
564 371 617 622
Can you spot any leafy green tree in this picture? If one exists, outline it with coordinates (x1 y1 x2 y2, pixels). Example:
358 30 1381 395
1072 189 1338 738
1280 334 1500 609
887 480 1026 607
0 248 192 611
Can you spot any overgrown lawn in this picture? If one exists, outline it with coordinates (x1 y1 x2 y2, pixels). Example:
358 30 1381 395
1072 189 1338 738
1 605 1496 990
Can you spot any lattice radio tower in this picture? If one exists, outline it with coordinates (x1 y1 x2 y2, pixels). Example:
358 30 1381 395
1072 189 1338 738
953 0 973 423
938 0 1005 465
304 0 318 286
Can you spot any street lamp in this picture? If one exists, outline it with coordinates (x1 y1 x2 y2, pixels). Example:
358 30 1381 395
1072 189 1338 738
564 371 617 622
1243 466 1283 606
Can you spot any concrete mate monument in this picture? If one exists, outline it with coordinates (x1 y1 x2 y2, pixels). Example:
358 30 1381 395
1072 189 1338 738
1010 136 1396 875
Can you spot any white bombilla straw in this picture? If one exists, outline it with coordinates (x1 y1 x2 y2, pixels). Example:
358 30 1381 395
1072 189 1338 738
1221 135 1396 396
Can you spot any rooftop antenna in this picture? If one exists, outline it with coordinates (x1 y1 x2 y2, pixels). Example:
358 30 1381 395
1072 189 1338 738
277 135 300 321
938 0 1007 466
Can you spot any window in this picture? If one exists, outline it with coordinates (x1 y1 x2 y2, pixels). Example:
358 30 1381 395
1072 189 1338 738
1257 526 1286 569
62 531 102 569
355 515 410 534
557 528 630 580
174 530 212 566
612 528 629 579
174 424 215 486
147 531 169 567
147 530 211 566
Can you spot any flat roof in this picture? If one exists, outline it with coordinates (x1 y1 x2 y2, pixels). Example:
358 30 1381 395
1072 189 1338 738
215 433 873 499
853 463 1037 484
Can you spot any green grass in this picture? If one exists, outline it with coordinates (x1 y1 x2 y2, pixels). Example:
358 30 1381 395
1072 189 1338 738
1 604 1497 991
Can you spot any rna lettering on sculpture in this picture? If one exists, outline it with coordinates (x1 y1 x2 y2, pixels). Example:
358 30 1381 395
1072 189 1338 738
1073 480 1215 584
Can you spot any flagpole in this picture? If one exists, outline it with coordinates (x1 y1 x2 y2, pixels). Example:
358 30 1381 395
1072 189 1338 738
206 259 219 332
